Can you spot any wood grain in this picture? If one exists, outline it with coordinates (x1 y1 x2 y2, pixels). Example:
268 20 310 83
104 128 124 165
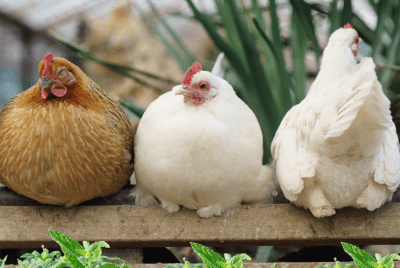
0 203 399 248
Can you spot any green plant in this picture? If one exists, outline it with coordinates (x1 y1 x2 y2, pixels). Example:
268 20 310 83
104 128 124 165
316 257 354 268
0 230 129 268
49 230 129 268
318 242 400 268
341 242 400 268
0 256 6 268
17 245 71 268
166 242 275 268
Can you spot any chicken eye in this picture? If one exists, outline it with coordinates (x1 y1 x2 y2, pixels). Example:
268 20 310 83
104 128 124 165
200 83 207 90
59 69 67 77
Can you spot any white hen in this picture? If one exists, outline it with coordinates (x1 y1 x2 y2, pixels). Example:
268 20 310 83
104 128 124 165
271 24 400 218
133 61 276 218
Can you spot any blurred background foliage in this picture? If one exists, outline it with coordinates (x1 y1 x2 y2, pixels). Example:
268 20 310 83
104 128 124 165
61 0 400 162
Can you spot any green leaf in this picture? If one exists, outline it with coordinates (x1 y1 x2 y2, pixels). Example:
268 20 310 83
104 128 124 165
101 263 123 268
289 0 322 65
75 249 88 256
57 37 179 86
290 8 308 102
371 0 390 61
83 241 90 250
49 230 85 268
0 256 7 268
191 242 225 268
329 0 339 35
225 0 281 142
380 5 400 93
224 254 232 262
342 242 376 267
341 0 353 26
147 0 195 68
228 253 251 268
376 253 384 262
101 256 126 262
165 265 183 268
77 256 87 266
379 253 400 266
119 100 145 119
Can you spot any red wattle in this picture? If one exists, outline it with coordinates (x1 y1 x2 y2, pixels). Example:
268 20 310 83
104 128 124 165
51 85 68 97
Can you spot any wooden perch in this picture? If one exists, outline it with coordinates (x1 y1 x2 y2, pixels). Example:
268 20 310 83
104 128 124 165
0 202 399 249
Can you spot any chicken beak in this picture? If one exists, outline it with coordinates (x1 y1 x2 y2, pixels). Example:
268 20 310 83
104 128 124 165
174 85 190 96
39 77 55 91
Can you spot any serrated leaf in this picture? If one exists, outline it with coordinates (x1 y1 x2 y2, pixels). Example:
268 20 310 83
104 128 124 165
367 261 381 267
88 241 110 253
376 253 383 262
77 256 87 266
164 265 182 268
342 242 375 267
75 249 87 256
83 241 90 250
101 263 128 268
0 256 6 268
101 256 126 262
191 242 225 268
224 254 232 262
216 261 230 268
228 254 251 265
379 253 400 265
49 230 85 268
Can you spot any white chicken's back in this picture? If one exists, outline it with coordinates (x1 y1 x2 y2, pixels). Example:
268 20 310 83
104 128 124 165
271 25 400 217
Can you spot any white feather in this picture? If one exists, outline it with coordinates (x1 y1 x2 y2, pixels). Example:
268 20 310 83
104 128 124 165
271 27 400 217
133 71 276 218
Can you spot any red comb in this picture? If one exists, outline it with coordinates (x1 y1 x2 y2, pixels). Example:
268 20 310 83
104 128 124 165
182 62 202 86
41 53 53 77
344 23 354 29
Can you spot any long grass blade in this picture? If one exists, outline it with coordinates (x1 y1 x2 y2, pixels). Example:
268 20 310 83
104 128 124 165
186 0 250 88
290 11 308 101
341 0 353 26
226 0 280 153
56 37 180 86
214 0 247 65
371 0 390 61
351 14 374 44
289 0 321 65
329 0 339 34
380 9 400 92
120 100 145 119
252 18 297 106
147 0 195 66
267 0 296 110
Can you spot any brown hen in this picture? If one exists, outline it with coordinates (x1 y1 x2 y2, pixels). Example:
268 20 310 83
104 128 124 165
0 53 134 206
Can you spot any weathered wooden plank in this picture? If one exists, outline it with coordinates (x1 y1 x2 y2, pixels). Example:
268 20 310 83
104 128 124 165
0 203 400 248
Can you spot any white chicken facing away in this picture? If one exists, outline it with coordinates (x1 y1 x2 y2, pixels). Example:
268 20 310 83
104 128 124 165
271 24 400 218
132 58 276 218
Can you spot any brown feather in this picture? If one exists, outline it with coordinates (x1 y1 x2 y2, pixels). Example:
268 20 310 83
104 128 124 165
0 56 134 206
